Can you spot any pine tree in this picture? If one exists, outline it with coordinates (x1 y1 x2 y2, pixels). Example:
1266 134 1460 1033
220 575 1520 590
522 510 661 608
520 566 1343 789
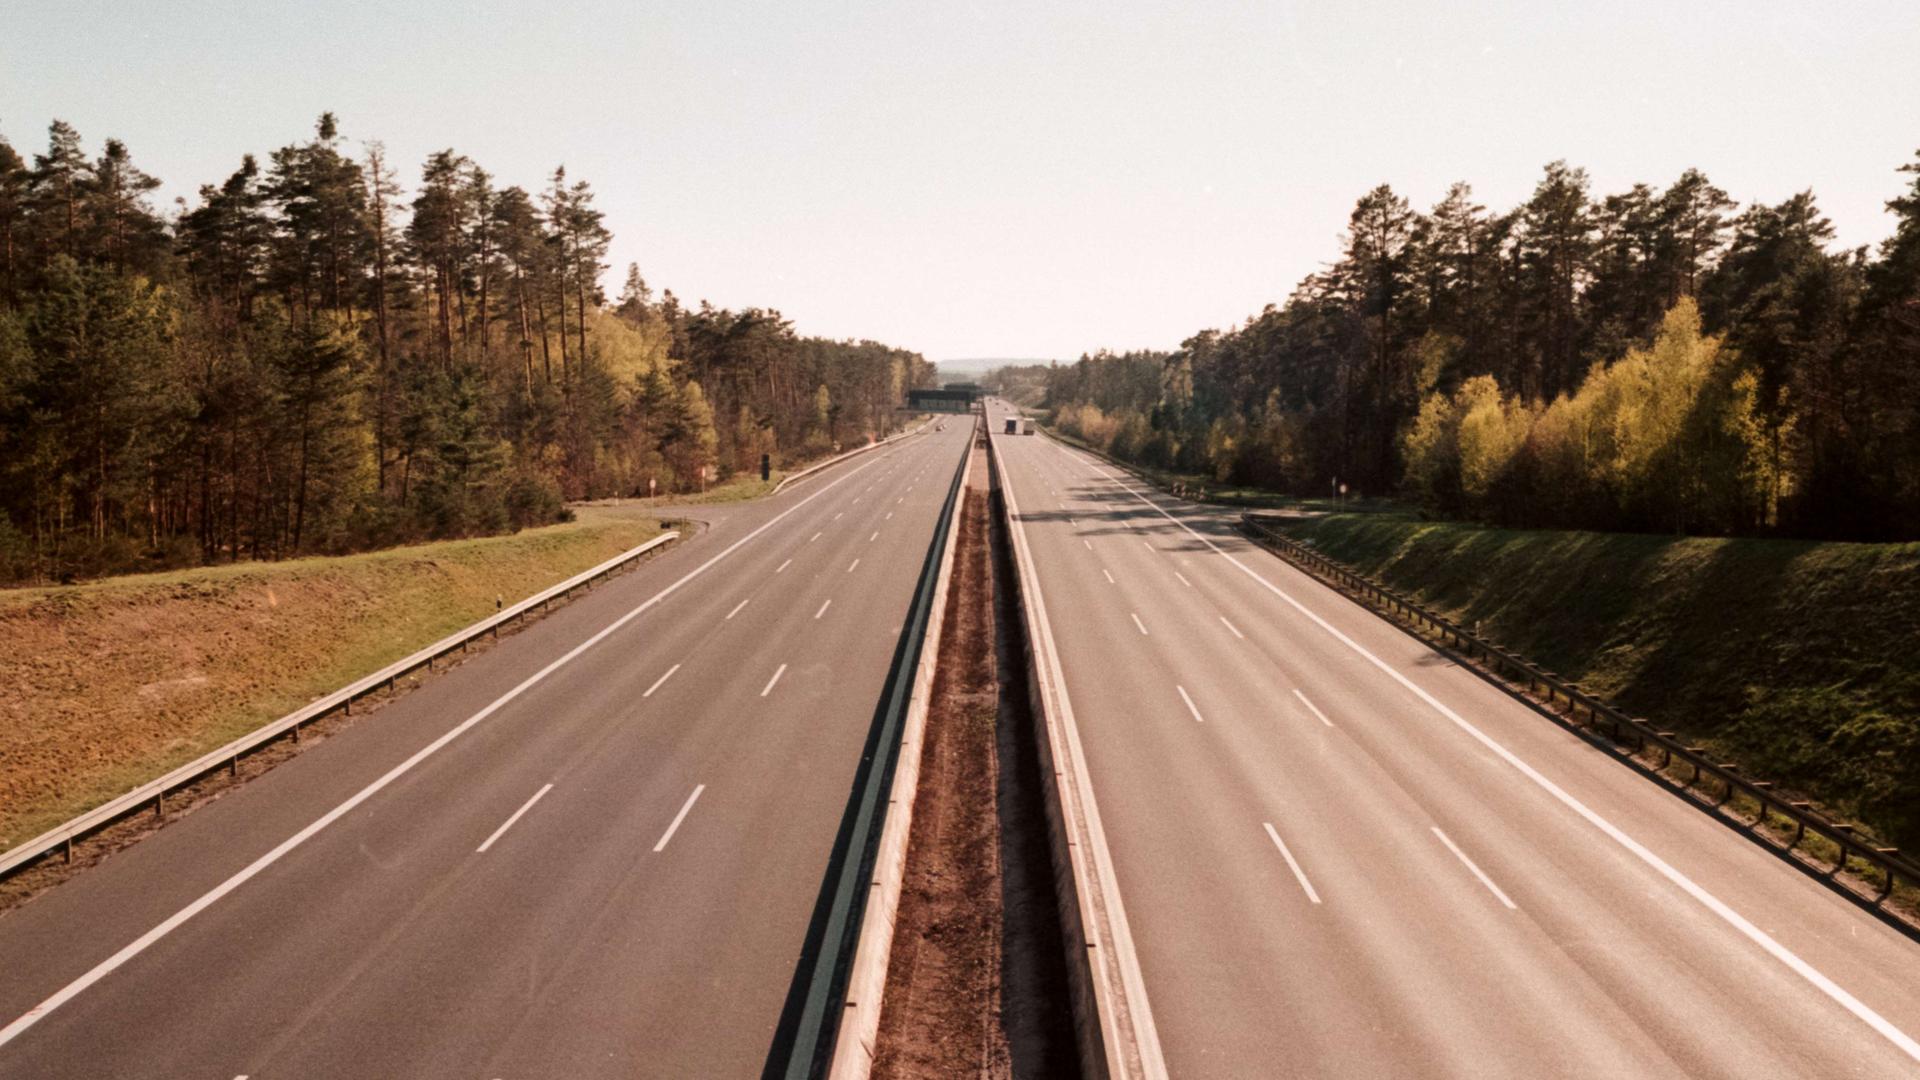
408 149 472 367
616 263 652 321
178 154 271 319
1515 161 1594 400
28 120 89 264
490 185 545 392
85 139 166 275
264 113 371 320
0 131 31 305
1657 168 1734 303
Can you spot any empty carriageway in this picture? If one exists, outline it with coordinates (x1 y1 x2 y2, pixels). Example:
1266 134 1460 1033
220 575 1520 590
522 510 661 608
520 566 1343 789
985 400 1920 1079
0 422 972 1080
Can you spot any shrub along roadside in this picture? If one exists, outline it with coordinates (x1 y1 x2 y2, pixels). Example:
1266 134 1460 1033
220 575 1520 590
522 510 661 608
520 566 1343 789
1274 512 1920 854
0 516 665 853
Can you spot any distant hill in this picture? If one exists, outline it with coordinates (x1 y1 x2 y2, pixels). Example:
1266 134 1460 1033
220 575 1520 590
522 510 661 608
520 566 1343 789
928 359 1059 407
933 359 1061 386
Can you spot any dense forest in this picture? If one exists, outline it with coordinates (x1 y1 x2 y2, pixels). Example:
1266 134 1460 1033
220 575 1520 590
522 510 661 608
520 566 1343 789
0 114 934 583
1046 154 1920 539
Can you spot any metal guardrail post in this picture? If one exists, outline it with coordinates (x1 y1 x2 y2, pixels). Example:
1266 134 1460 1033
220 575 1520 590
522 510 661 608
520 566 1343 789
0 530 681 885
1235 511 1916 919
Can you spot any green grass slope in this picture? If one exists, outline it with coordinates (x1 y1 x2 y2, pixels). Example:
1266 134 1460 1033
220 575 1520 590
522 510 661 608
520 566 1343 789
1275 513 1920 853
0 517 666 852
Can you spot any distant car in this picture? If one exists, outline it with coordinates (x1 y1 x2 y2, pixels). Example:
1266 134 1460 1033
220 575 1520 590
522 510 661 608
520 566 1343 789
1005 418 1018 434
1019 418 1035 435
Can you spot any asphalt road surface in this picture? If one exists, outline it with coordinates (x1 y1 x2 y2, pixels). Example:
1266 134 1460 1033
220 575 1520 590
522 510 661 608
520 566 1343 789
0 421 972 1080
985 399 1920 1079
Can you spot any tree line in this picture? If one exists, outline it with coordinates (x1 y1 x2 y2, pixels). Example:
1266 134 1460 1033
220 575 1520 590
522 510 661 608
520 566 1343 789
1045 153 1920 539
0 114 933 583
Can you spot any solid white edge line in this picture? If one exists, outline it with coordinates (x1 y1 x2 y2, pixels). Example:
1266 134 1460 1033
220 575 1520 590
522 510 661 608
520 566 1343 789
726 597 750 620
652 784 706 853
1177 685 1206 724
761 663 788 697
475 783 554 853
1432 826 1518 910
1263 822 1323 904
815 598 832 619
995 431 1168 1077
1220 615 1245 639
1292 688 1334 728
643 663 682 698
1130 612 1149 636
1090 457 1920 1065
0 449 892 1052
830 429 972 1078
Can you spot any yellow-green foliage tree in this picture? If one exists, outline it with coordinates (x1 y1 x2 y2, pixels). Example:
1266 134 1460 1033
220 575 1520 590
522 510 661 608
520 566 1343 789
664 380 718 489
1403 299 1786 533
807 384 833 453
1454 375 1529 510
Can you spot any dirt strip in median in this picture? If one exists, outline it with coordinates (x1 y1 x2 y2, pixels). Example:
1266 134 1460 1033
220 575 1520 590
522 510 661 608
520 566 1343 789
873 442 1078 1078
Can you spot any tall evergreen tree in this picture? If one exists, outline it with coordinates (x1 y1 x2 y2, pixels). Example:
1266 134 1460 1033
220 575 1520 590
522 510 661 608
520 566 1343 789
1515 160 1594 399
0 130 31 306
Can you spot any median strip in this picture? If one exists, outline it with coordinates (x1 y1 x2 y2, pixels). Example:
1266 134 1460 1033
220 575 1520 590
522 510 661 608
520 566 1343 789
985 425 1169 1079
770 417 976 1078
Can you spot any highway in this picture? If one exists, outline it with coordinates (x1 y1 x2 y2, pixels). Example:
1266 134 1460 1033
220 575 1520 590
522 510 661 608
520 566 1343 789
0 421 972 1079
985 399 1920 1079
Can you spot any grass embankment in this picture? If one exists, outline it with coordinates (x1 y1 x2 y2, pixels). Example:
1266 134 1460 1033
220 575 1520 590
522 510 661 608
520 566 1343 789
0 516 666 853
574 471 780 512
1275 513 1920 853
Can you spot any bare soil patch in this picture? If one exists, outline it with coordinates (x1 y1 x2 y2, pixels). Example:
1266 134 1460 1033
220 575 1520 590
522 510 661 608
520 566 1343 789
874 446 1076 1077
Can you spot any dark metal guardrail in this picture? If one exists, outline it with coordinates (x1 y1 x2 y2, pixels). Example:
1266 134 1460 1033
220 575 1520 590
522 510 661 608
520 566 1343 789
0 530 681 886
1239 511 1918 916
766 425 972 1079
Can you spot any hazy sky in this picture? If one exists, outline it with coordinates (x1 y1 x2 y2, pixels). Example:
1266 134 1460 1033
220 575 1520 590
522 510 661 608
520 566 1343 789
4 1 1918 364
